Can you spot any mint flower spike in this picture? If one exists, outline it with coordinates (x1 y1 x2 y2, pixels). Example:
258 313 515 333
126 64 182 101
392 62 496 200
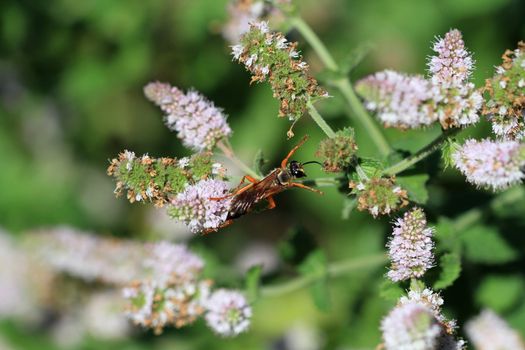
107 151 222 207
204 289 252 337
429 29 474 88
232 21 327 124
484 42 525 140
144 82 232 152
428 28 482 129
387 207 434 282
123 242 212 334
168 179 232 234
355 70 436 129
452 138 525 191
465 309 525 350
381 301 466 350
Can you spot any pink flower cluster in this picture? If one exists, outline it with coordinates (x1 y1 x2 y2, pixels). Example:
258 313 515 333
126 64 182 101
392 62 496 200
144 82 232 151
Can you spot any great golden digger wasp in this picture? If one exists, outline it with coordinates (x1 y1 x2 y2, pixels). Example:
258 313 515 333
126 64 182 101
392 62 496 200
207 135 323 233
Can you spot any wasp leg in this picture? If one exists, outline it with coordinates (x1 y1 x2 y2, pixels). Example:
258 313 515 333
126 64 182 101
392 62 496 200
290 182 324 195
280 135 309 168
234 175 258 190
201 219 234 235
209 182 255 201
267 196 276 209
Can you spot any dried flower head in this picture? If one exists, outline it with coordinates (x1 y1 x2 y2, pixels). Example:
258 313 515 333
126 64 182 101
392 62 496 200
356 70 437 129
168 179 232 233
316 128 358 172
144 82 232 151
387 207 434 282
350 177 408 217
107 151 221 207
232 21 327 134
465 309 525 350
204 289 252 337
452 138 525 191
484 42 525 140
381 301 465 350
123 279 212 334
123 242 211 334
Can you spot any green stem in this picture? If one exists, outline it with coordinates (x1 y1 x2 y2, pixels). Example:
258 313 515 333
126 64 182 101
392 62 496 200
299 176 343 187
290 17 391 158
306 100 336 138
383 129 460 176
260 253 387 297
216 141 260 179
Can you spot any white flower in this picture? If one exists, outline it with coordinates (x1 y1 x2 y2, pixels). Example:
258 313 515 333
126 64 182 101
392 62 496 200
204 289 251 337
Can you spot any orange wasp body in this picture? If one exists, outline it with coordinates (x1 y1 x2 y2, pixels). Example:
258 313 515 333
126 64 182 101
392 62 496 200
209 135 323 232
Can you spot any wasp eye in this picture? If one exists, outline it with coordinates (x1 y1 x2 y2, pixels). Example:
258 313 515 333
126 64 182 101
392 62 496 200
289 160 306 178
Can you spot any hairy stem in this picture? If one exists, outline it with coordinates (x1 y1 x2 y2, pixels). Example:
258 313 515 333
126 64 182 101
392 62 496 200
383 129 460 176
216 140 260 179
290 16 392 157
260 253 387 297
307 100 336 138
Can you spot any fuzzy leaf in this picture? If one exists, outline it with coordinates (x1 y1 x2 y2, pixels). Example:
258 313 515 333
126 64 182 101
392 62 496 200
433 252 461 290
339 42 375 74
461 225 518 264
252 149 266 177
299 250 331 311
396 174 429 204
341 198 357 220
359 158 385 178
245 265 262 303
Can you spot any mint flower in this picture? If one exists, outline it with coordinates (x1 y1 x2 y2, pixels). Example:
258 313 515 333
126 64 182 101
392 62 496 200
107 151 220 207
350 177 408 217
168 179 232 233
484 42 525 140
452 139 525 191
381 301 465 350
144 82 232 151
204 289 252 337
465 309 525 350
232 21 327 125
387 208 434 282
429 29 474 88
355 70 436 129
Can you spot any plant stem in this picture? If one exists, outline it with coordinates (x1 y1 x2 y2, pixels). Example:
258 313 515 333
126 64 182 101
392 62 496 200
306 100 336 138
260 253 387 297
383 129 460 176
290 16 392 158
216 140 260 179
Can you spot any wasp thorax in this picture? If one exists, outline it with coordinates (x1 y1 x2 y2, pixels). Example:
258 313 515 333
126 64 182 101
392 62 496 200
277 170 291 185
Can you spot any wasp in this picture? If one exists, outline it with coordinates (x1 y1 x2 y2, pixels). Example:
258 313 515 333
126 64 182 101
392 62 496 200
208 135 323 233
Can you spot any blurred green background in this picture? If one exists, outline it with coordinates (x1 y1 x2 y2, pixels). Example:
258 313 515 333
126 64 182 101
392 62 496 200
1 0 525 349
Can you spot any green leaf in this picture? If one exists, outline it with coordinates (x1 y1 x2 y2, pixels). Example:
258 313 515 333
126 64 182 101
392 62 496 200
245 265 262 303
433 252 462 290
379 280 404 301
298 250 331 311
476 275 524 313
339 42 375 74
441 138 459 170
252 149 266 177
359 157 385 178
397 174 429 204
460 225 518 264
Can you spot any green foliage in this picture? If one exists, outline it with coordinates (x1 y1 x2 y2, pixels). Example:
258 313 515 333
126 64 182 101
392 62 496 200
460 225 518 264
397 174 429 204
476 275 524 313
245 265 262 303
433 252 461 290
379 280 404 301
298 250 331 311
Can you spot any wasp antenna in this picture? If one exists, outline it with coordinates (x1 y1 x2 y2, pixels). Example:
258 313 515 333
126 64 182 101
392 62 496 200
302 160 323 167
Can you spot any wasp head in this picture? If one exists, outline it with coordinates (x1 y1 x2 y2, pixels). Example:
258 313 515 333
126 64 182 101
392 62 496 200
289 160 307 179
